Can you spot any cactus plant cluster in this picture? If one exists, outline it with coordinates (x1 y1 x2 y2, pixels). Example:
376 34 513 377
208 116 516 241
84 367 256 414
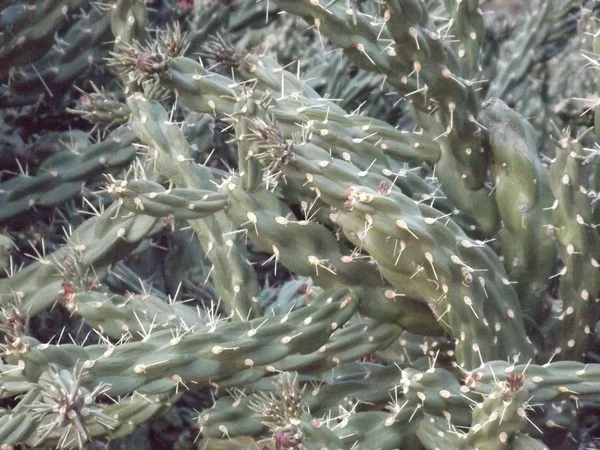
0 0 599 449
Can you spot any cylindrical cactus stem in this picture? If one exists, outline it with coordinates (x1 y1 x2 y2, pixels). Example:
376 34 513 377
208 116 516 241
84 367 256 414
442 0 486 79
127 93 261 320
465 360 600 404
0 126 138 224
110 0 148 48
480 98 558 321
0 364 177 447
2 288 360 397
222 183 443 335
229 91 531 368
201 363 405 440
0 5 113 108
59 290 205 341
0 202 160 319
547 129 600 359
68 83 131 130
464 373 530 450
274 0 500 236
399 367 474 427
169 50 497 236
105 177 228 220
0 0 88 78
260 135 531 368
232 90 273 191
417 415 460 450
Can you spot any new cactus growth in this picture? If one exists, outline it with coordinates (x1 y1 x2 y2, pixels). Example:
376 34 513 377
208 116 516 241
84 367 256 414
0 0 599 449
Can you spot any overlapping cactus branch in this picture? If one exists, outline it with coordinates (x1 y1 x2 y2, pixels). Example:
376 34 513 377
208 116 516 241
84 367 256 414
0 0 599 448
273 0 500 236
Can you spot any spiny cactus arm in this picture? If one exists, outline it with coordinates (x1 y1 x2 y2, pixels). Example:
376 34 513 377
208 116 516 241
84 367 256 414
547 130 600 359
0 5 112 108
463 374 530 450
201 363 409 441
0 0 88 78
480 98 558 320
159 53 497 235
399 366 474 427
0 364 177 448
59 290 206 342
163 55 470 225
243 372 414 450
442 0 486 79
127 93 261 320
68 83 132 131
417 415 459 450
110 0 148 49
466 360 600 404
247 124 531 367
106 178 228 220
0 364 34 398
274 0 500 236
0 389 41 445
0 202 160 320
101 160 442 336
418 373 532 450
510 433 550 450
216 319 403 390
3 288 359 397
0 126 137 224
163 53 440 165
222 183 442 335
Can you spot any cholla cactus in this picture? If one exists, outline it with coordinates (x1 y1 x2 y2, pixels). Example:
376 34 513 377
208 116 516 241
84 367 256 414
0 0 599 449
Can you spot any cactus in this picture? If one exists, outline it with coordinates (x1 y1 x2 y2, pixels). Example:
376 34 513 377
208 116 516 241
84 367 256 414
0 0 599 449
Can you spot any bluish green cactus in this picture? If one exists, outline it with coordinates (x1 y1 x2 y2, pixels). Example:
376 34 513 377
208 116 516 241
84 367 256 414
0 0 599 449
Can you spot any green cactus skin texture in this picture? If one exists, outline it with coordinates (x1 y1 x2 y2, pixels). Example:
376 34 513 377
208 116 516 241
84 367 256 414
0 0 599 449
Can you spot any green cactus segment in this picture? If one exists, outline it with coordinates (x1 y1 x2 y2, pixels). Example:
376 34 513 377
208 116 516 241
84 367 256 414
274 0 500 236
202 364 413 441
0 364 35 398
251 129 530 367
244 372 416 450
233 92 271 192
106 178 228 220
110 0 148 47
0 233 14 273
510 434 550 450
61 291 205 341
0 5 112 107
417 415 461 450
222 183 442 335
480 98 558 320
399 367 473 427
0 202 160 319
0 126 137 224
160 53 497 236
464 374 529 450
127 94 261 320
418 373 531 450
548 131 600 359
0 0 88 79
68 83 132 130
467 361 600 404
442 0 485 79
164 54 478 226
2 288 359 396
163 55 440 165
0 365 177 448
